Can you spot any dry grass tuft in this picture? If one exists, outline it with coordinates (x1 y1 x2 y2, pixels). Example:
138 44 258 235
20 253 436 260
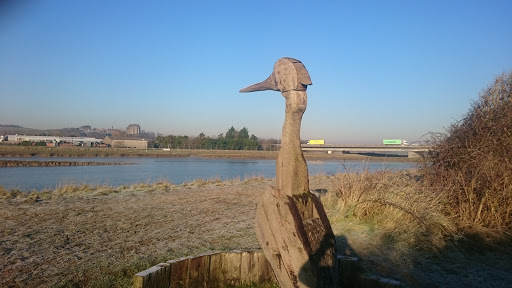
242 175 267 184
321 167 512 287
324 168 455 252
182 177 225 187
179 176 270 188
0 186 23 200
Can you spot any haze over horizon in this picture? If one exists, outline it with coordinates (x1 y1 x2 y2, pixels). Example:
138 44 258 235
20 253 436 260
1 1 511 145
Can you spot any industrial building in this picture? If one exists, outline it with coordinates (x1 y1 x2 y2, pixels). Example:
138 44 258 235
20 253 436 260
102 136 148 149
2 135 102 147
2 133 148 149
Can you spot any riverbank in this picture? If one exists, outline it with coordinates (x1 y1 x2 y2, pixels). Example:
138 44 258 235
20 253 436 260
1 174 510 288
0 145 417 162
0 160 131 167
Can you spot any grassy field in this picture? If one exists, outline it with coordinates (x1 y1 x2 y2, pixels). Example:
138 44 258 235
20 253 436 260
1 172 511 287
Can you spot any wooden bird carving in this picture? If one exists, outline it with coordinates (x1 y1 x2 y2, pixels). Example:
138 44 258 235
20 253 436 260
240 58 337 288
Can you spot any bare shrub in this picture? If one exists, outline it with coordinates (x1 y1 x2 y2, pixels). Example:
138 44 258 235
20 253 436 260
421 71 512 232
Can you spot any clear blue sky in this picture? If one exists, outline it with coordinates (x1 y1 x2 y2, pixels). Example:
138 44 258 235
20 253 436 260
1 0 511 144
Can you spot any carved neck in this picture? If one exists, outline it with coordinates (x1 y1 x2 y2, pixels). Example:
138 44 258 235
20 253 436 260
281 91 307 149
275 90 309 196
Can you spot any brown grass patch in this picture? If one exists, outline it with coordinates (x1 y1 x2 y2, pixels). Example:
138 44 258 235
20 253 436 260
0 179 272 287
2 172 512 287
320 167 512 287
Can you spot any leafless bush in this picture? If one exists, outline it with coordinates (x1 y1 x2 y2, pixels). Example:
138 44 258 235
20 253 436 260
421 71 512 232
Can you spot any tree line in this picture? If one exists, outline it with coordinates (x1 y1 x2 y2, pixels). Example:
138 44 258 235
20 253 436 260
153 126 271 150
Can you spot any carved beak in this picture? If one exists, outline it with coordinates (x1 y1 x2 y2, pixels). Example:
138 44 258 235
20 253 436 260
240 57 312 93
239 72 279 93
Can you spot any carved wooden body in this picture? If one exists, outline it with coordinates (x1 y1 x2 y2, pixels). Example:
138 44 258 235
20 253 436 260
240 58 336 287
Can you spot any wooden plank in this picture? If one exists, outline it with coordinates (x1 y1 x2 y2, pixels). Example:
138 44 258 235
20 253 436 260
220 252 242 286
240 250 275 284
135 250 277 288
208 252 223 286
133 265 163 288
255 250 276 283
240 250 256 284
156 263 170 288
188 254 210 288
359 275 380 288
209 251 243 286
337 255 359 288
133 275 144 288
378 277 401 288
169 257 190 288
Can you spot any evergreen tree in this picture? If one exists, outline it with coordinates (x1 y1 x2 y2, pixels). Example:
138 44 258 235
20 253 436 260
153 126 262 150
238 127 249 139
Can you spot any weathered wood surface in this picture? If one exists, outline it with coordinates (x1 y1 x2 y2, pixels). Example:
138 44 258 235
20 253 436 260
133 251 402 288
187 254 209 287
255 187 337 287
133 250 275 288
241 250 274 284
169 256 190 288
133 262 170 288
240 57 337 287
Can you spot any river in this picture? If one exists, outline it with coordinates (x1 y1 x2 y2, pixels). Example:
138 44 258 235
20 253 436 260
0 157 416 191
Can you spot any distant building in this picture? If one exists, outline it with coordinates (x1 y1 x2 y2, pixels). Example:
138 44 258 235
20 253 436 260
126 124 141 135
108 128 122 136
4 135 102 147
103 136 147 149
79 125 92 132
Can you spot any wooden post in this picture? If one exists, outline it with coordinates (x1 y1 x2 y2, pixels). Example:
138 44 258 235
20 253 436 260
133 262 170 288
240 58 337 287
240 250 275 284
187 254 209 287
337 256 359 288
133 265 161 288
169 257 190 288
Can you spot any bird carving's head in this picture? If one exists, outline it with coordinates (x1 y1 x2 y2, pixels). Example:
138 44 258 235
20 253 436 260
239 57 312 93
